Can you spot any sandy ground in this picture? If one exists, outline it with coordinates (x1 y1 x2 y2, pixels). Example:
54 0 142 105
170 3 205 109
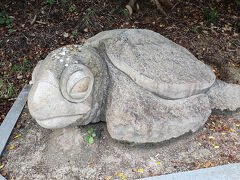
0 107 239 180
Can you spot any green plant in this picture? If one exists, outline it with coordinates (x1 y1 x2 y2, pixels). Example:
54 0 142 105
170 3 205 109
10 60 32 75
72 31 77 36
69 5 76 12
80 8 96 30
0 78 3 89
7 85 16 98
192 27 198 33
204 7 218 24
22 60 32 72
45 0 55 4
191 26 205 37
119 8 129 17
0 10 15 32
84 128 96 144
10 65 18 74
237 21 240 32
0 80 17 99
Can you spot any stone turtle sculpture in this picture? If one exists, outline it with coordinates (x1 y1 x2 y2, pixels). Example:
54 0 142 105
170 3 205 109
28 29 240 143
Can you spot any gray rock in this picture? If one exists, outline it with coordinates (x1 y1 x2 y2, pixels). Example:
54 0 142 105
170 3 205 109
207 80 240 111
105 60 211 143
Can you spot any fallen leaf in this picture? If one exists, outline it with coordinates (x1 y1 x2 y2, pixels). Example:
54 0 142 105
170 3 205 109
0 164 4 169
14 134 22 139
16 123 22 129
230 62 239 67
208 136 215 139
212 144 219 148
1 172 7 176
138 169 144 173
63 32 69 38
230 128 236 133
90 163 94 168
114 172 118 176
198 134 206 140
121 174 127 179
9 145 15 149
105 176 112 180
223 125 229 130
203 161 212 168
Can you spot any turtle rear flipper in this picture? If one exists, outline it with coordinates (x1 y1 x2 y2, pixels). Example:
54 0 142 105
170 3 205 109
207 80 240 111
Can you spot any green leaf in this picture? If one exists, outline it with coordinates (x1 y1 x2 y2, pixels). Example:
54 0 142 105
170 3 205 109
0 78 3 88
72 31 77 36
84 135 90 142
89 137 94 144
0 17 5 24
8 85 15 98
7 24 12 29
8 18 14 23
88 128 93 134
69 5 76 12
0 11 6 17
8 29 16 34
92 133 96 137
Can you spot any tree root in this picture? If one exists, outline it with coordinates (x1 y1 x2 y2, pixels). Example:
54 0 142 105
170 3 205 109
152 0 167 16
126 0 137 16
126 0 172 16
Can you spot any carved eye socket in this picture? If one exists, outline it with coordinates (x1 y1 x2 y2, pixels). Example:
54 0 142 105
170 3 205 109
60 64 94 103
71 77 90 94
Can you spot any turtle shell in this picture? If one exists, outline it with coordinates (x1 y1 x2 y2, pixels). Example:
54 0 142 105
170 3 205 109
101 29 216 99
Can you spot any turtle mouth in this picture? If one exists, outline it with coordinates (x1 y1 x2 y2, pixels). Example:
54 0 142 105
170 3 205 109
36 114 83 129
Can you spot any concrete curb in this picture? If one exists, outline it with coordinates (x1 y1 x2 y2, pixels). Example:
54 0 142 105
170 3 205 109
0 85 30 180
140 163 240 180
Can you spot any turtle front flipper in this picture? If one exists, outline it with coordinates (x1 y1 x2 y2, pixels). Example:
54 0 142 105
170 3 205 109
105 63 211 143
207 80 240 111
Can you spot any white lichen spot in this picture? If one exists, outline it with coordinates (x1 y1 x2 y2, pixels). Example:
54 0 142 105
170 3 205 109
60 51 66 56
60 59 64 62
65 64 69 67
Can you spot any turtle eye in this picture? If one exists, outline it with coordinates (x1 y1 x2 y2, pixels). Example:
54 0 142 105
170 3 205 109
71 77 90 94
60 64 94 103
66 71 91 99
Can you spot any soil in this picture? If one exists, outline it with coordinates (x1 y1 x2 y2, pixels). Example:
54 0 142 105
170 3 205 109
0 109 240 179
0 0 239 179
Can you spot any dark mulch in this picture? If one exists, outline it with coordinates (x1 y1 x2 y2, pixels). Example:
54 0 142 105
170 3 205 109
0 1 240 178
0 0 239 128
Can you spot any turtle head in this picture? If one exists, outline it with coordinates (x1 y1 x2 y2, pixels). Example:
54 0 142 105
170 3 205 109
28 45 108 129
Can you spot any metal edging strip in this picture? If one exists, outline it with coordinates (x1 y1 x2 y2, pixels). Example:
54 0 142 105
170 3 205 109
0 85 30 179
